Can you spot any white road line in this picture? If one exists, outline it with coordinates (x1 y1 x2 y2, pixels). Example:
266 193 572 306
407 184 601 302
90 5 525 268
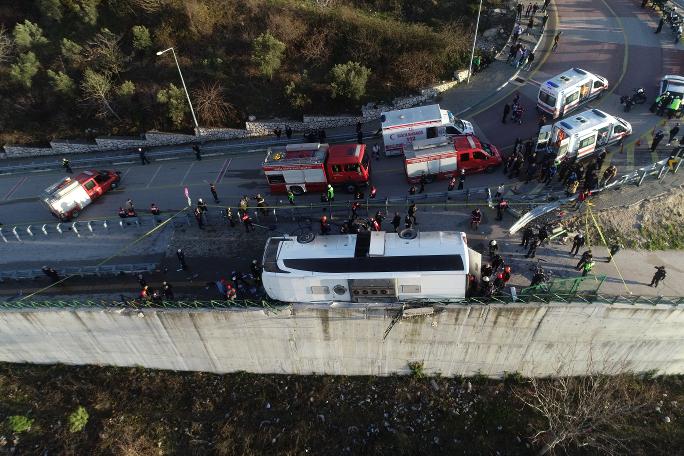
156 157 180 161
203 153 221 157
180 162 195 185
214 158 228 184
4 176 28 200
30 169 51 173
114 161 135 165
219 158 232 183
121 168 133 180
146 165 162 189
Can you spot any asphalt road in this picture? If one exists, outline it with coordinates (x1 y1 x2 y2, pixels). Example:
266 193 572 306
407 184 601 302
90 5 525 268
0 0 682 229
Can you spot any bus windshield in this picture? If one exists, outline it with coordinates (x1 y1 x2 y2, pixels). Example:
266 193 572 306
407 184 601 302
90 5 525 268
538 91 557 107
481 142 494 156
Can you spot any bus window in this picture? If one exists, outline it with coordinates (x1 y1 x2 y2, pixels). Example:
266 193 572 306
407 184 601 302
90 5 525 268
564 91 580 106
459 152 470 162
473 151 487 161
593 80 605 89
578 136 595 149
267 174 285 184
344 164 360 172
331 164 342 173
426 127 438 139
538 91 557 107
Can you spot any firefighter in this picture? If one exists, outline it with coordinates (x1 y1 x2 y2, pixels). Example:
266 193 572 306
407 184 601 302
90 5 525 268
241 211 254 232
371 218 381 231
210 183 219 203
177 248 187 270
287 190 295 205
369 185 377 199
197 198 208 213
138 147 150 165
125 199 135 212
251 260 263 285
481 263 493 278
470 208 482 230
255 194 266 216
320 214 331 235
570 232 585 256
225 283 237 300
392 212 401 232
520 225 534 247
649 266 667 287
409 185 417 195
351 201 361 219
525 236 539 258
496 199 508 221
419 173 427 193
582 259 595 277
194 207 204 229
193 144 202 161
163 281 174 300
404 214 414 229
140 285 151 300
41 266 60 282
62 158 73 173
493 273 506 293
225 207 235 227
502 266 512 284
458 169 466 190
488 239 498 258
239 196 249 212
491 254 504 272
150 203 161 216
481 276 494 298
118 207 127 218
448 175 456 191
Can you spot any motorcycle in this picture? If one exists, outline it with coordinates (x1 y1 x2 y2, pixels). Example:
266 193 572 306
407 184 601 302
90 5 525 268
631 87 647 105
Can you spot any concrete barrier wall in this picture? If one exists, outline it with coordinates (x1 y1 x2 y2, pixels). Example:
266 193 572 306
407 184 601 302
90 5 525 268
3 303 680 377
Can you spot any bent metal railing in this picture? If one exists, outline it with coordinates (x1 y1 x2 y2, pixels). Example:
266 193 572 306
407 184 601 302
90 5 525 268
0 293 682 310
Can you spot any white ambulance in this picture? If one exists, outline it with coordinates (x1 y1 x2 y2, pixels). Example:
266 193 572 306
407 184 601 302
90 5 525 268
262 230 482 303
380 104 473 156
537 68 609 119
535 109 631 161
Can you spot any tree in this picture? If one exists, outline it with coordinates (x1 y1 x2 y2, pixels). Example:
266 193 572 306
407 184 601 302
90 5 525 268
61 38 84 67
284 72 312 110
10 52 40 88
0 26 12 64
62 0 101 26
81 68 121 119
117 80 135 97
47 69 77 95
12 20 49 51
329 61 371 101
85 28 126 76
37 0 64 22
157 83 188 128
251 32 286 79
193 82 239 127
68 406 89 433
131 25 151 51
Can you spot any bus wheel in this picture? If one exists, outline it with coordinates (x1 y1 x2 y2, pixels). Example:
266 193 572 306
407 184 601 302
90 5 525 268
345 184 357 194
290 186 304 196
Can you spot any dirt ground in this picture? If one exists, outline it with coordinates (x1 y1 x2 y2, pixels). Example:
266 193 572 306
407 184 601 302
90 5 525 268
0 364 681 456
567 186 684 250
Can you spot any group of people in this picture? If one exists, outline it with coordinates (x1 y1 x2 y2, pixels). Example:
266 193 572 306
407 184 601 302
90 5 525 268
476 239 513 297
138 274 175 303
507 41 535 71
215 261 263 300
650 92 683 120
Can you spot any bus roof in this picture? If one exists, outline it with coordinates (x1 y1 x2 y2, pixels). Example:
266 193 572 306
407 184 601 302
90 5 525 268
381 104 445 129
556 109 616 132
543 67 593 92
267 231 468 275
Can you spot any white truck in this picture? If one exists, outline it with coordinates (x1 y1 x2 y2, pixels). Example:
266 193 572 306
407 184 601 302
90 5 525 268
537 68 609 119
380 104 473 156
535 109 631 161
659 75 684 99
261 230 482 303
41 169 120 221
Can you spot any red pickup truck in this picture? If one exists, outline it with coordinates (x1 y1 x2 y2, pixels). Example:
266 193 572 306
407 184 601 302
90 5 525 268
41 169 120 220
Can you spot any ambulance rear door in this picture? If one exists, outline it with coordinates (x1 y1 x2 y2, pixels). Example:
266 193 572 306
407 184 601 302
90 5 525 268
536 125 553 154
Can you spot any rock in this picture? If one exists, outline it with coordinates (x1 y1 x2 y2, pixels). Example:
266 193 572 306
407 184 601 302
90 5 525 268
430 379 440 391
655 406 661 412
433 436 440 444
467 381 473 393
266 402 271 409
248 115 256 121
483 28 499 39
663 416 671 423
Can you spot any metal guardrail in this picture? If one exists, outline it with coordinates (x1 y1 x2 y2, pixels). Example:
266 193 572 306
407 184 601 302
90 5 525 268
0 263 158 282
1 293 682 310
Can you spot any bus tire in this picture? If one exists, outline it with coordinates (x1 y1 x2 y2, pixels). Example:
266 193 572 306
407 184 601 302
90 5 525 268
296 231 315 244
345 184 357 194
399 228 418 239
290 186 304 196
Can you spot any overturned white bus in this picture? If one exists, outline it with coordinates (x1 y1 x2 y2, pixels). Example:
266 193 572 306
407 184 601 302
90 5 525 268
262 230 482 303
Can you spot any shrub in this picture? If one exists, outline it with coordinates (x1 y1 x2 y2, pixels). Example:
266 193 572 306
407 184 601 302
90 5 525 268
251 32 286 79
157 83 188 128
131 25 151 51
12 20 49 51
407 361 425 379
117 80 136 97
7 415 33 434
61 38 84 66
63 0 100 26
329 61 370 101
47 69 77 95
10 52 40 89
37 0 64 22
68 406 89 433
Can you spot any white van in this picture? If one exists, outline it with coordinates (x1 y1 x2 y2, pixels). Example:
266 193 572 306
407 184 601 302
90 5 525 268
537 68 609 119
380 104 473 156
536 109 631 161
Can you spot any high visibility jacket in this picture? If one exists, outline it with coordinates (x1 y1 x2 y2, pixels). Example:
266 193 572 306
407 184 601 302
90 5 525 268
670 97 681 111
583 261 595 272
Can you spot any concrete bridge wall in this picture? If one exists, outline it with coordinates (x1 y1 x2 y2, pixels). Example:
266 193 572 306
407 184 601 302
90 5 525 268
0 303 682 377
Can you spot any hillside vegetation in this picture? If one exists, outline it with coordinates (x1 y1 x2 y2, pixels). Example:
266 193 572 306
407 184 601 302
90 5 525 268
0 0 501 145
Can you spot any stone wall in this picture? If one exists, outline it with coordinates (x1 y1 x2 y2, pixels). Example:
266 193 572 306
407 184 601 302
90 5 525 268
0 302 682 377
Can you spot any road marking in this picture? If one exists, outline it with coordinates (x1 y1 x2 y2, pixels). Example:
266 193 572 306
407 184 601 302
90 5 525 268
214 158 228 184
146 165 162 189
180 161 195 185
121 168 133 180
113 161 135 165
30 169 51 173
156 157 180 162
4 176 28 200
594 0 628 105
626 142 635 168
217 158 232 183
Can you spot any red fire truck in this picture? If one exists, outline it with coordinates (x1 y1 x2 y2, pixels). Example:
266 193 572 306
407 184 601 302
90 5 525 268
404 135 502 183
41 169 121 221
262 143 370 194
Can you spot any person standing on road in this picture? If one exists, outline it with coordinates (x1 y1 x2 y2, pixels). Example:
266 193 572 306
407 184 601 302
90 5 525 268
669 98 681 120
285 125 292 139
516 2 523 19
532 3 538 15
372 143 381 160
42 266 60 282
525 236 539 258
210 183 219 203
581 259 595 277
287 189 295 205
408 202 418 225
651 130 665 152
570 232 585 256
470 208 482 230
525 51 535 71
488 239 499 258
601 165 617 187
193 144 202 161
392 212 401 232
527 15 534 33
655 16 665 34
326 184 335 202
62 158 73 173
138 147 150 165
606 242 621 263
495 184 505 198
496 199 508 220
521 226 534 247
225 207 235 227
162 281 174 299
525 3 532 16
541 0 550 12
552 31 562 51
241 211 254 232
576 249 593 271
419 173 427 193
668 123 680 145
458 169 466 190
502 103 511 123
649 266 667 287
448 175 457 191
194 207 204 229
177 248 188 270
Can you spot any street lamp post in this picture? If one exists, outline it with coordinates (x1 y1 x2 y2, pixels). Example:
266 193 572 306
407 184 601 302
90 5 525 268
466 0 484 85
156 47 199 130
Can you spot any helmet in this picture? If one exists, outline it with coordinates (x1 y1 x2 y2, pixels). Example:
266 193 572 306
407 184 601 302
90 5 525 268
490 240 497 245
504 266 511 273
482 276 490 282
252 259 257 264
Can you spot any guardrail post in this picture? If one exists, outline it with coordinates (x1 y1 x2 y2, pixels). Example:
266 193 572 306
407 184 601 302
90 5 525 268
465 189 470 205
72 222 80 237
41 224 48 235
120 219 125 229
272 207 278 224
56 223 63 234
0 228 7 243
133 217 140 228
26 225 33 237
486 188 493 208
103 220 108 230
12 226 21 242
637 169 647 186
657 164 668 180
675 159 683 174
87 221 94 233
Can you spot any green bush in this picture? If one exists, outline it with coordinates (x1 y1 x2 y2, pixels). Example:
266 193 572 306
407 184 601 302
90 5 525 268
131 25 152 51
117 80 136 97
251 32 286 79
10 52 40 88
157 83 188 128
60 38 84 66
329 61 370 101
7 415 33 433
37 0 64 22
12 20 48 51
68 406 89 433
47 69 77 95
63 0 100 26
407 361 425 379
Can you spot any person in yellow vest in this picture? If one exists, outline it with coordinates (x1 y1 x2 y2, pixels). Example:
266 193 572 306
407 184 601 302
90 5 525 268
668 97 681 119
